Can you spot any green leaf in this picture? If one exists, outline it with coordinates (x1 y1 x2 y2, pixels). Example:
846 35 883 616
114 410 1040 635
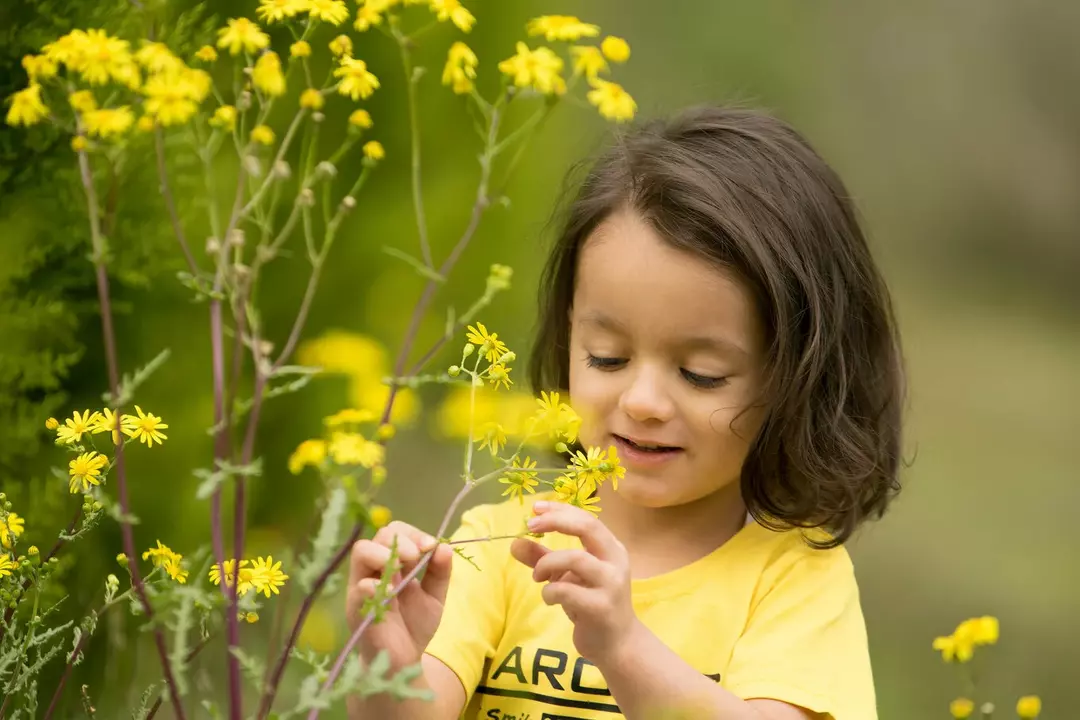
297 487 346 592
102 348 172 407
130 683 161 720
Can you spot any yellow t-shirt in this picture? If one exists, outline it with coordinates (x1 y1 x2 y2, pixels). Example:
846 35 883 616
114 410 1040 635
425 495 876 720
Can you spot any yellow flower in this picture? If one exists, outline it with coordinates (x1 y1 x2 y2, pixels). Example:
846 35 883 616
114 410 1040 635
217 18 270 56
120 405 168 447
45 417 59 430
442 42 478 94
430 0 475 33
290 40 312 58
307 0 350 25
69 452 107 493
324 408 376 427
329 432 384 468
209 559 254 596
348 108 373 128
22 54 58 82
600 36 630 63
68 90 97 113
526 15 600 42
354 5 384 32
142 69 210 126
69 29 141 89
1016 696 1041 719
603 445 625 488
93 407 122 444
499 456 539 502
141 540 181 568
949 698 974 719
362 140 384 160
71 136 88 152
5 84 49 128
569 446 609 494
370 505 392 529
83 107 135 138
488 363 513 390
136 115 155 132
570 45 607 79
163 557 189 584
57 409 105 444
587 78 636 123
498 42 565 96
465 323 508 363
552 475 601 514
297 603 336 651
195 45 218 62
375 423 395 440
477 422 507 455
251 124 275 145
248 555 289 597
135 41 184 74
532 391 581 444
240 611 260 623
288 439 327 474
253 51 286 97
299 88 324 109
0 554 16 579
0 513 25 550
210 105 238 131
335 57 380 100
329 34 353 57
257 0 309 23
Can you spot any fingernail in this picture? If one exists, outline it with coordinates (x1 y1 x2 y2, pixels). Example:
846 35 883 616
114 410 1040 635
526 517 540 530
532 501 549 513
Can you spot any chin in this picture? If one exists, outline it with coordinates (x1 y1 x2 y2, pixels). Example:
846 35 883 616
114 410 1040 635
611 472 692 509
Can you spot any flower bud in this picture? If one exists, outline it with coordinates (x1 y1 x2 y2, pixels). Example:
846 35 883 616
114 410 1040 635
206 237 222 255
299 188 315 207
370 505 392 529
45 417 59 430
312 111 325 123
116 553 128 567
228 229 245 248
273 160 291 179
462 343 475 358
371 466 387 487
448 365 461 377
28 546 39 556
316 161 337 178
237 90 252 111
234 263 250 281
555 442 569 454
341 196 356 210
498 351 516 365
259 340 274 357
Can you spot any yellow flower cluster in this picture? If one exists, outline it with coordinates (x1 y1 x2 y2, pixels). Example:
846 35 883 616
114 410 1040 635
0 511 25 550
52 406 168 448
289 406 390 477
208 555 289 597
0 554 17 579
142 540 189 584
932 615 999 663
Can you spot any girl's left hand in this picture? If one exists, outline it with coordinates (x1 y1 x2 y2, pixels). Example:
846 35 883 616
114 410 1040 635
510 500 639 666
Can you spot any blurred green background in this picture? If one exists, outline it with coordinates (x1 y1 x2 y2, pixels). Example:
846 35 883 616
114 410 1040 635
1 0 1077 716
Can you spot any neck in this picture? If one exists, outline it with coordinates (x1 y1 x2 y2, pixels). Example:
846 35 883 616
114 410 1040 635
595 481 748 579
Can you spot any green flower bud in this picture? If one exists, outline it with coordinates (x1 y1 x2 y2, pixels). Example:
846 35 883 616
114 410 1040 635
462 343 475 359
448 365 461 377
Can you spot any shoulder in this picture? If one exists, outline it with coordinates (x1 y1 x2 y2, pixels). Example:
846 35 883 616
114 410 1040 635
739 523 858 601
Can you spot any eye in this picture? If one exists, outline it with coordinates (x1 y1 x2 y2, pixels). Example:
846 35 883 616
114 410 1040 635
586 354 627 370
680 369 727 389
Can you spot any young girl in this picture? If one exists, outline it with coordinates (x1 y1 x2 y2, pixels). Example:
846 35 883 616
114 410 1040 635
346 106 904 720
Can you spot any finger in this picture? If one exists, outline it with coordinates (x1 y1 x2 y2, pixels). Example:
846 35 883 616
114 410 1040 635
419 543 454 603
510 537 551 569
350 540 392 582
373 522 429 571
540 580 596 614
532 549 608 586
347 577 398 624
527 502 623 561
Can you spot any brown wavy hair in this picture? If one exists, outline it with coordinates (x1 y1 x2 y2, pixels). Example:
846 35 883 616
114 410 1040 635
529 106 905 547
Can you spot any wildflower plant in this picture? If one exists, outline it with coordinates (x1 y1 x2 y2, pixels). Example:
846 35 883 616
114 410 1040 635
2 0 636 717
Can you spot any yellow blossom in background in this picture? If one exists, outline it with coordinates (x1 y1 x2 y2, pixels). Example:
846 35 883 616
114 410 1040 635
288 439 327 474
93 407 122 444
329 34 353 57
570 45 607 80
348 108 373 129
435 387 536 440
477 422 507 455
217 18 270 56
290 40 312 58
137 115 155 132
335 57 380 100
308 0 350 25
527 15 600 42
135 41 184 74
362 140 384 160
42 30 87 66
932 615 999 663
587 78 636 123
375 423 395 440
300 88 324 110
71 136 88 152
195 45 218 62
600 36 630 63
498 42 565 96
22 54 58 82
209 559 254 596
0 554 15 579
142 70 208 126
430 0 475 33
163 557 189 584
329 432 384 468
83 107 135 138
248 555 289 597
5 84 48 128
325 408 376 427
533 391 582 444
298 602 338 652
949 698 974 719
442 42 478 94
488 363 512 390
68 90 97 113
251 124 275 145
253 51 286 97
45 417 59 430
121 405 168 447
210 105 238 131
354 4 384 32
369 505 392 529
500 456 539 502
57 409 104 444
1016 696 1041 718
67 29 141 88
466 323 507 362
142 540 181 568
0 513 25 549
257 0 309 23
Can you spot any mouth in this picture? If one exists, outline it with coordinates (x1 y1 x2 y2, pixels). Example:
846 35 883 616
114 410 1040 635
611 434 684 464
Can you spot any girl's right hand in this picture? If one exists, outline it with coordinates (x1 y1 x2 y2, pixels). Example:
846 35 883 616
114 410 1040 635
346 521 455 670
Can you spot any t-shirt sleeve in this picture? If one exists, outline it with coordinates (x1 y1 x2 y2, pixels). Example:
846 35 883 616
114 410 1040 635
423 504 508 707
723 545 877 720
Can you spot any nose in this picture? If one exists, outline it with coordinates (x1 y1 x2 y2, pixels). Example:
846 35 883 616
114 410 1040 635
618 364 676 424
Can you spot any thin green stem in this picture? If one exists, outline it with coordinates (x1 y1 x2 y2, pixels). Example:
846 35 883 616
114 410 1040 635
395 28 433 269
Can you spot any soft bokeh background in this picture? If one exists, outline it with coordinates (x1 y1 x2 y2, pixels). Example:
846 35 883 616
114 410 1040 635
1 0 1077 716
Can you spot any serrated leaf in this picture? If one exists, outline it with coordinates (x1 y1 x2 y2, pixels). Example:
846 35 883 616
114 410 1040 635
297 487 346 591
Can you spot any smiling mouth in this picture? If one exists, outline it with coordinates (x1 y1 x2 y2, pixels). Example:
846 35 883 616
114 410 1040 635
612 434 682 454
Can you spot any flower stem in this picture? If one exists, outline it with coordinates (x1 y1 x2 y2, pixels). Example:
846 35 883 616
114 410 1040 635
154 127 198 275
395 28 433 269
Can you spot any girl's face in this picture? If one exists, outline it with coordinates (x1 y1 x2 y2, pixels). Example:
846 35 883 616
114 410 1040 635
568 208 768 509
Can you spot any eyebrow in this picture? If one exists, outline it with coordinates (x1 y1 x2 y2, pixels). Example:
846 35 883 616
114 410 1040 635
577 311 750 358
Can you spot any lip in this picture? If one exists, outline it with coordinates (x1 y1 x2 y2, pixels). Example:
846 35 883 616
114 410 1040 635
611 434 684 468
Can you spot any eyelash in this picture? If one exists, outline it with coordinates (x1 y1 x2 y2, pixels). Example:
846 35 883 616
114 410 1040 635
585 355 728 389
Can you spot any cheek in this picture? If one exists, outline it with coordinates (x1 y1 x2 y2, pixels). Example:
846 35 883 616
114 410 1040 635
568 366 617 444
